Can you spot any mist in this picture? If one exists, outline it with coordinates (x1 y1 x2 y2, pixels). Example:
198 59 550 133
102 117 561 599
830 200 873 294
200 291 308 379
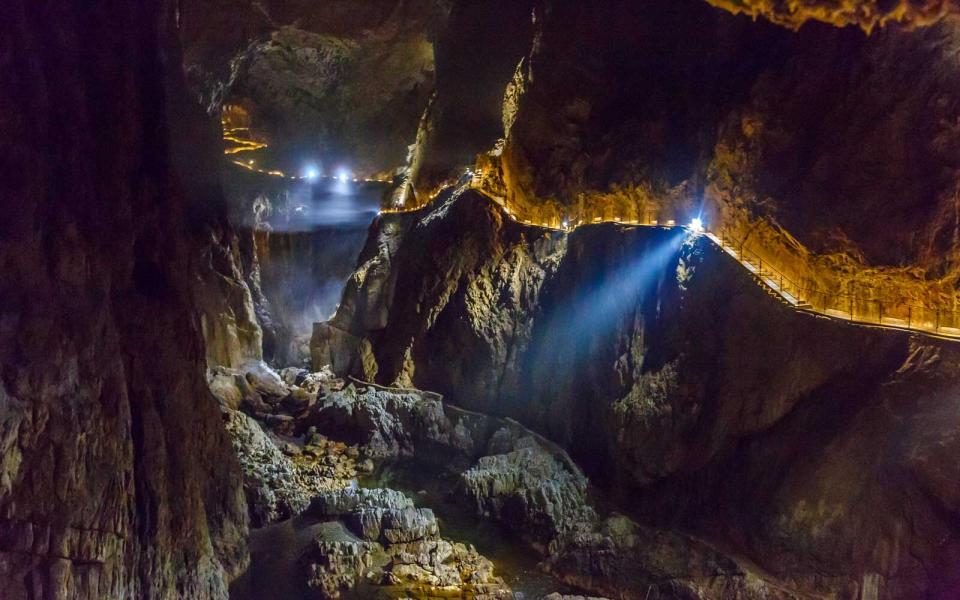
264 177 384 232
248 177 386 364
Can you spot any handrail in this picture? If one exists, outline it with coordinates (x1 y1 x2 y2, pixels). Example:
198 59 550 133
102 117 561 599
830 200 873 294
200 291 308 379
375 175 960 341
714 230 960 339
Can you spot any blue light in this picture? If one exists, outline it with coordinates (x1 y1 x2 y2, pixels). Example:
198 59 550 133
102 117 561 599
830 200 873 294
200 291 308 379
337 168 352 183
689 217 704 232
304 167 319 181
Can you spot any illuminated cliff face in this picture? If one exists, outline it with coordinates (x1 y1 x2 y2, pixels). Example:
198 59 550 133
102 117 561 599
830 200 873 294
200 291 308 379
449 0 960 333
317 188 960 599
705 0 957 31
182 0 439 178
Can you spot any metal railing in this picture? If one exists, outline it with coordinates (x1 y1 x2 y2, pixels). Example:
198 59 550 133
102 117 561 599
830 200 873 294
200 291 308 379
714 231 960 340
379 178 960 341
717 232 808 308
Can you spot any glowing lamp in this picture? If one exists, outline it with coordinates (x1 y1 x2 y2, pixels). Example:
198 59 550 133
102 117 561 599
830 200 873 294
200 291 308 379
304 167 319 181
562 219 569 229
689 217 704 232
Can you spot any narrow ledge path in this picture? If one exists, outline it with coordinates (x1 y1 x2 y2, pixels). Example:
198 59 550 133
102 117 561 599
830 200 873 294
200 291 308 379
386 176 960 343
227 157 960 343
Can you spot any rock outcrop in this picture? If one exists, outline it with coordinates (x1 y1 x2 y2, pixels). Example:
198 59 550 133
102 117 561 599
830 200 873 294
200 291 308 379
318 189 960 597
0 1 248 597
304 487 511 599
181 0 440 176
705 0 957 31
459 435 598 552
210 360 363 527
220 406 356 527
452 0 960 326
458 432 786 599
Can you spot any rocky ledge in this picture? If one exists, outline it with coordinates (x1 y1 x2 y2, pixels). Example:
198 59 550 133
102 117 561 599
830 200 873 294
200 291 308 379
210 360 517 598
312 187 960 597
305 486 510 599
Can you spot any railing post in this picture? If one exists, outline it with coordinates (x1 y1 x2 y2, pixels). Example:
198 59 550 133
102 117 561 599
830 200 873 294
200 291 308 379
878 300 883 324
936 309 940 332
908 306 912 328
849 297 854 321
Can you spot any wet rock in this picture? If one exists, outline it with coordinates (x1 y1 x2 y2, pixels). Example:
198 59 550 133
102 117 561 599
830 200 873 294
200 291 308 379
304 487 510 599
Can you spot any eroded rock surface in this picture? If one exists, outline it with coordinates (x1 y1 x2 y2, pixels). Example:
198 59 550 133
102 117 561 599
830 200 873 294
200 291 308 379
458 431 787 599
0 1 249 597
705 0 957 30
182 0 439 176
318 189 960 597
221 407 356 526
305 487 510 599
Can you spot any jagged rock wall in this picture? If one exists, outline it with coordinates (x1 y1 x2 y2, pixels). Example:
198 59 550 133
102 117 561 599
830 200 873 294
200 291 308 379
466 0 960 319
195 224 265 369
318 190 960 597
218 167 379 366
0 1 248 597
181 0 441 176
475 0 789 225
705 0 957 31
401 0 535 200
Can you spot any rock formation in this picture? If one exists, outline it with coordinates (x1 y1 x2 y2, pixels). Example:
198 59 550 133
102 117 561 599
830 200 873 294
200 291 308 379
8 0 960 598
213 361 529 598
281 367 784 598
218 167 379 365
181 0 440 176
452 0 960 323
219 403 357 527
0 1 249 597
318 188 960 597
705 0 958 30
305 486 510 599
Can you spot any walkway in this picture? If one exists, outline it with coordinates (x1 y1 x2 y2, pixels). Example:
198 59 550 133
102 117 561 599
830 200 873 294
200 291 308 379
383 172 960 342
705 232 960 341
226 156 960 342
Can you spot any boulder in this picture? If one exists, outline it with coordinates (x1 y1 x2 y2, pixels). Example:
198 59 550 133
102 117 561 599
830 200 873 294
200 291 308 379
304 486 510 599
222 407 355 526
